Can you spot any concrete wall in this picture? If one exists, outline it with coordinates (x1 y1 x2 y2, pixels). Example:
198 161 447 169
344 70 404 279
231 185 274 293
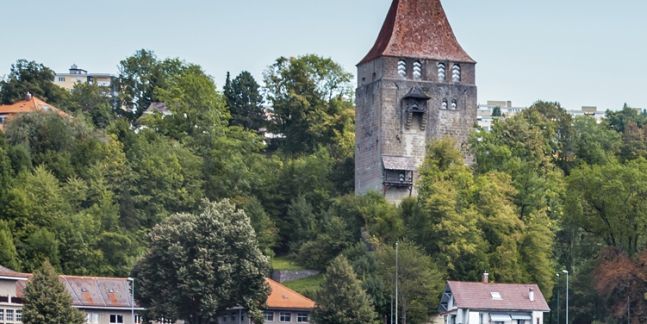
355 56 477 203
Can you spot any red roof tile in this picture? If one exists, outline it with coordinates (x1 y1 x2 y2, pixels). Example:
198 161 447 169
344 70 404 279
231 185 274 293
447 281 550 312
360 0 475 65
265 278 315 310
0 97 66 116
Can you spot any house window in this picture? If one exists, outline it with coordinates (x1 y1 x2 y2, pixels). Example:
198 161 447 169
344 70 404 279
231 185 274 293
58 76 65 82
110 314 124 323
437 63 446 81
452 64 461 82
297 312 309 322
413 61 423 80
87 312 99 323
0 309 3 320
16 309 22 321
6 309 14 321
231 313 236 321
397 60 407 78
451 99 458 110
280 312 291 322
264 311 274 321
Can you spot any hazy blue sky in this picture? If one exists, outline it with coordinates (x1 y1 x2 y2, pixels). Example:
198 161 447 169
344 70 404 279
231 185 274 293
1 0 646 110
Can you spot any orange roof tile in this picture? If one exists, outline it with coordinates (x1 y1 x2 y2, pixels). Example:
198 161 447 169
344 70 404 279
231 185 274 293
0 97 67 117
265 278 316 310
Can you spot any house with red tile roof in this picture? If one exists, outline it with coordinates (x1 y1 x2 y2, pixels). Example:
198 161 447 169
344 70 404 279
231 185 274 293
0 94 68 131
438 274 550 324
217 278 315 324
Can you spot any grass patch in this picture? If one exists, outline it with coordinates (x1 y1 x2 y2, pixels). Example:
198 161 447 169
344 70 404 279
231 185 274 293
271 256 304 271
283 274 324 298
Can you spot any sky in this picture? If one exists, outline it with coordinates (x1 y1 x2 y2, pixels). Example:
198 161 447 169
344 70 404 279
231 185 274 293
1 0 646 110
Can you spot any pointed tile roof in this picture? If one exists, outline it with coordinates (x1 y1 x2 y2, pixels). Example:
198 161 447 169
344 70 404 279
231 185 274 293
0 96 66 116
265 278 316 310
360 0 475 64
445 281 550 312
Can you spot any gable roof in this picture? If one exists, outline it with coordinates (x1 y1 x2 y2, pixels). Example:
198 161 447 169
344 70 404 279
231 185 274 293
0 267 139 310
0 97 66 116
360 0 475 65
265 278 315 311
444 281 550 312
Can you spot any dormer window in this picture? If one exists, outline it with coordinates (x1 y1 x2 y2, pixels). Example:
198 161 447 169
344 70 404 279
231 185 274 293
413 61 423 80
397 60 407 78
490 291 502 300
452 64 461 82
441 99 448 110
437 63 446 82
451 99 458 110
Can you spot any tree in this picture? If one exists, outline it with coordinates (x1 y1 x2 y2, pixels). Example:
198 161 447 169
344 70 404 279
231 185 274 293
21 260 85 324
264 55 354 154
67 82 115 128
491 106 502 117
0 221 19 270
312 255 378 324
134 200 269 324
377 242 445 324
224 71 265 131
0 60 68 105
117 49 186 121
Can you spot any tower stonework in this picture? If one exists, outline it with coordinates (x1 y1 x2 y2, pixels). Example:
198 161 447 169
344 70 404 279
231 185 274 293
355 0 477 202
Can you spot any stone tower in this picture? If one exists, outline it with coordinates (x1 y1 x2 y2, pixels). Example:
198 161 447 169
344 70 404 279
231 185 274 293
355 0 477 202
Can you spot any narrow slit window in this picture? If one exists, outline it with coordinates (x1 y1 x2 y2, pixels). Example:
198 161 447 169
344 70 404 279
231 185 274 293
451 99 458 110
442 99 448 110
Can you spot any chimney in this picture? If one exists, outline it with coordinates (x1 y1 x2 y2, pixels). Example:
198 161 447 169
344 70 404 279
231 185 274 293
529 288 535 302
482 272 489 284
25 92 32 101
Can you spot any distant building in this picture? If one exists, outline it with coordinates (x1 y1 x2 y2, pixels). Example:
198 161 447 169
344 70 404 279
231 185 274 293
566 106 605 123
217 278 315 324
0 93 68 131
54 65 118 108
0 265 143 324
438 274 550 324
142 102 172 117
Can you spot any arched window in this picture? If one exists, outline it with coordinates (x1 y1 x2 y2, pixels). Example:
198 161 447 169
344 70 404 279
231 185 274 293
413 61 423 80
397 60 407 78
442 99 448 110
437 63 446 82
451 99 458 110
452 64 461 82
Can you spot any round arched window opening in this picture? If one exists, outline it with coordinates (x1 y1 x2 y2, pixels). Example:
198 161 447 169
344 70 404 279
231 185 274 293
451 99 458 110
437 63 446 82
397 60 407 78
452 64 461 82
441 99 448 110
413 61 423 80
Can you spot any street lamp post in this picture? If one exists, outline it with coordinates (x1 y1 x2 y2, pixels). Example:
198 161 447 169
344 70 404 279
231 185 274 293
128 277 135 324
555 273 560 324
562 270 569 324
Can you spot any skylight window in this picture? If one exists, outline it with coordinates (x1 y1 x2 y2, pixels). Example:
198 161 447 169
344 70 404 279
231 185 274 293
490 292 502 300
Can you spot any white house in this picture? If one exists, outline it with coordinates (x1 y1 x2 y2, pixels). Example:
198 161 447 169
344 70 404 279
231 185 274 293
438 273 550 324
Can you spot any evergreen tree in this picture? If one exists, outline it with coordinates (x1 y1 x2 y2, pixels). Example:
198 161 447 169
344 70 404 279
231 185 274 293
313 255 378 324
0 221 19 270
21 260 85 324
223 71 265 131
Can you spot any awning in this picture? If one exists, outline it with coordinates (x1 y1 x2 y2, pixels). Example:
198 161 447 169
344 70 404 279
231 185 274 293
382 156 417 171
490 313 512 321
511 313 532 320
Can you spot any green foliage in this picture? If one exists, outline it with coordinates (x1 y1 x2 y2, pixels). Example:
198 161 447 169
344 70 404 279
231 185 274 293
224 71 265 130
0 59 68 106
264 54 354 155
0 221 19 270
134 200 269 324
312 255 379 324
377 242 445 324
283 274 324 298
67 82 115 128
117 49 187 121
22 260 86 324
